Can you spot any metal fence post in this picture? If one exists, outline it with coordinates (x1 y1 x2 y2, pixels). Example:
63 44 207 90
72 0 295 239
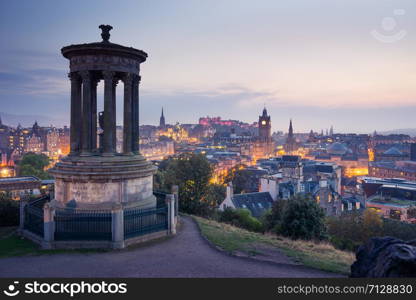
43 202 55 249
19 196 29 232
165 194 176 235
171 185 179 217
112 205 125 249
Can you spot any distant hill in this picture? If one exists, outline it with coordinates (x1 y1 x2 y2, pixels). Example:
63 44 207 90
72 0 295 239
379 128 416 137
0 112 66 128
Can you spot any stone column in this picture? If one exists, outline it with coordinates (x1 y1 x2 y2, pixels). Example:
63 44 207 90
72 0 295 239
123 73 133 155
112 78 118 151
165 194 176 235
80 71 93 156
132 75 140 154
91 77 99 152
111 204 124 249
42 202 55 249
19 196 29 232
102 71 116 156
69 72 82 155
171 185 179 218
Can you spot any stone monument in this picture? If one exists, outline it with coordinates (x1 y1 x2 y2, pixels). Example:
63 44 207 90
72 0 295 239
50 25 156 210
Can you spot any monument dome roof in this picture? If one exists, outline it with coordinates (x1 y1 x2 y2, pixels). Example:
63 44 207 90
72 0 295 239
383 146 403 156
327 142 348 155
61 25 147 62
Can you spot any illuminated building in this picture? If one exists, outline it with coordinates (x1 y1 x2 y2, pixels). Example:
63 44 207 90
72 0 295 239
8 124 30 153
140 140 174 161
199 116 255 128
374 145 409 162
24 134 43 153
208 152 243 184
251 107 274 161
361 177 416 223
0 176 42 200
304 141 369 178
157 124 198 144
0 116 10 151
46 129 60 154
258 107 271 139
369 161 416 181
370 134 412 146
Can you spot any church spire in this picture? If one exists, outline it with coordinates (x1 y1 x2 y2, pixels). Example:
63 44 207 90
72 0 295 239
288 119 293 137
159 107 166 127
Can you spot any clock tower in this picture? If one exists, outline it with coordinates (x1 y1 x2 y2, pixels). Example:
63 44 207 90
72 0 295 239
258 107 271 140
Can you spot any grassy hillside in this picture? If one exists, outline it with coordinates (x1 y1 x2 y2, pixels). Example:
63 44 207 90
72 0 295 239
193 216 355 275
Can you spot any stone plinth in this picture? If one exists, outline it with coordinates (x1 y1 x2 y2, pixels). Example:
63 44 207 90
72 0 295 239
50 154 156 209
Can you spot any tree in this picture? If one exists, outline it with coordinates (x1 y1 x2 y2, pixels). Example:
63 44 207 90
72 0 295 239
18 153 52 179
327 209 383 251
158 153 213 214
327 211 363 251
0 193 19 226
280 194 327 240
361 209 383 241
224 164 251 193
262 199 288 233
203 184 226 208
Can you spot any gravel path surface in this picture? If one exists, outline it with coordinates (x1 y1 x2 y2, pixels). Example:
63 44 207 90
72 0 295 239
0 217 340 278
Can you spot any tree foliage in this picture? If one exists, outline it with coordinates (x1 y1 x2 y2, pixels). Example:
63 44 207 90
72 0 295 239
0 194 19 226
223 164 251 193
155 153 218 215
261 199 288 233
279 194 327 240
327 209 416 251
219 208 264 232
18 153 51 179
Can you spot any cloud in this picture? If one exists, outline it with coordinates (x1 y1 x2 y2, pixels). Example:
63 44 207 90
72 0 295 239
0 69 68 96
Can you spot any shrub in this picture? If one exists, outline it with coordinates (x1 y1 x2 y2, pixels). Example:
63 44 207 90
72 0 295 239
326 209 416 252
280 194 327 240
0 198 19 227
329 235 361 252
219 208 264 233
382 218 416 241
261 199 288 231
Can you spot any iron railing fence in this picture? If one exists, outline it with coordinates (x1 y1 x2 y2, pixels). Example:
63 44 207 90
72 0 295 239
54 208 112 241
24 204 44 237
124 206 168 239
153 190 168 208
23 195 50 237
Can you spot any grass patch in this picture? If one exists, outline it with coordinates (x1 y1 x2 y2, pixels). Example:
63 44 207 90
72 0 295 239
0 231 108 258
193 215 354 275
0 235 40 258
0 226 17 239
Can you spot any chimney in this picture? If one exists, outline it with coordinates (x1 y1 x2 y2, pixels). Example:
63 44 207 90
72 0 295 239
226 182 233 200
260 177 268 193
260 176 278 201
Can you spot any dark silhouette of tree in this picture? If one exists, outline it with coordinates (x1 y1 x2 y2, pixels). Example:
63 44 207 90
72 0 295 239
18 153 52 180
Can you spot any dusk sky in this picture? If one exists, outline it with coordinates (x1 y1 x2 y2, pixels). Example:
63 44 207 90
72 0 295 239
0 0 415 133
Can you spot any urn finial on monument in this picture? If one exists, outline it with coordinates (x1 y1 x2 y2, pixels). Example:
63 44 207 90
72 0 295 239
99 24 113 43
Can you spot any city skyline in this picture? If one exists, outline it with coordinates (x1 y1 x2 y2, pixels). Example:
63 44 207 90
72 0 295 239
1 0 415 133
